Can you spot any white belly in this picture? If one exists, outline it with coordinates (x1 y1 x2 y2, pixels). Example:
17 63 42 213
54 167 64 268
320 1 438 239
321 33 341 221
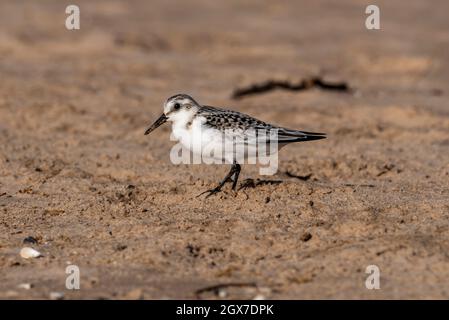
172 120 230 163
171 119 279 164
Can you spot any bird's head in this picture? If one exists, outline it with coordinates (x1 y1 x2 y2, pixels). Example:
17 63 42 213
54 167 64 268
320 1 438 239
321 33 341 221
144 94 200 135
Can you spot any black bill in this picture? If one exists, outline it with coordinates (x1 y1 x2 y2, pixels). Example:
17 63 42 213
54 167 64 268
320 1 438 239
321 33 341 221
144 114 167 135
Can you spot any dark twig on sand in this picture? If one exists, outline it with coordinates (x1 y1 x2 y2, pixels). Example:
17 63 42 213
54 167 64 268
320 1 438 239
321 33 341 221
232 77 350 99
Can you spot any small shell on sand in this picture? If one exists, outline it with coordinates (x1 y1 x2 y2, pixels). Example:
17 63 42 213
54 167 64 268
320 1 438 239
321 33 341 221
20 247 42 259
18 283 33 290
49 292 64 300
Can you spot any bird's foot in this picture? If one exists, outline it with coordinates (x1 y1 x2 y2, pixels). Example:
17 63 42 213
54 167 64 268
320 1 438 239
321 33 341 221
196 186 224 198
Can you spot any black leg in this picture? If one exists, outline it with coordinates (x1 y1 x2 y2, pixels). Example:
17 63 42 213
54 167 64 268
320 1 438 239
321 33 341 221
197 163 241 198
231 164 241 190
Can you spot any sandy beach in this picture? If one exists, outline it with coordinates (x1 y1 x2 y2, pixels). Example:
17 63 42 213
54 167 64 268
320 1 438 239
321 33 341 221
0 0 448 299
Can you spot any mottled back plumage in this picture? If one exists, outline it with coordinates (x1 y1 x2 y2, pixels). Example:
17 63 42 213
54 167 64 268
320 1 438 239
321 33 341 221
198 105 271 131
197 105 326 143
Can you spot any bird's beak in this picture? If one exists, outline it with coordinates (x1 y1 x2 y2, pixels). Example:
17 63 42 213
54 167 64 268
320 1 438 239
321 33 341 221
144 114 167 135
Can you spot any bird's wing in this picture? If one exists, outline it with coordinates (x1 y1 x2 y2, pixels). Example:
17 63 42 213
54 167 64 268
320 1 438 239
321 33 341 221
199 105 271 131
198 105 326 143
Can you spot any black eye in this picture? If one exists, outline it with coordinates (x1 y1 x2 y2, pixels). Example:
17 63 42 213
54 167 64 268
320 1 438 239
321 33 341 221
174 103 181 110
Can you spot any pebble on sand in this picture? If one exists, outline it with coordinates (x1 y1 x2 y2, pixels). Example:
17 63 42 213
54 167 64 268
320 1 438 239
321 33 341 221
20 247 42 259
49 292 65 300
123 288 144 300
23 236 38 245
18 283 33 290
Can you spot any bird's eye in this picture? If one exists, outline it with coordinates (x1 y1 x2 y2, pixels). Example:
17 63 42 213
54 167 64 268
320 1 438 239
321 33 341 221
174 103 181 110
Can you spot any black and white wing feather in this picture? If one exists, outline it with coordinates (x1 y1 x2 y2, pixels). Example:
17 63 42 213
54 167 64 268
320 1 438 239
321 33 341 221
197 105 326 143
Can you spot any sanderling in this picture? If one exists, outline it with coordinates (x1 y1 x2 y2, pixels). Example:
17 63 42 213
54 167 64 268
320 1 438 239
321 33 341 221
144 94 326 197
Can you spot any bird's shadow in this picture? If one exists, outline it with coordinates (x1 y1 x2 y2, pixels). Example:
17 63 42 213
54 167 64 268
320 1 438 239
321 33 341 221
238 178 283 190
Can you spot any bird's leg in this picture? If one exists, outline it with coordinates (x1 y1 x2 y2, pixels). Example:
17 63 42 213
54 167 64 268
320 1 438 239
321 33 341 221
231 163 241 190
197 163 240 198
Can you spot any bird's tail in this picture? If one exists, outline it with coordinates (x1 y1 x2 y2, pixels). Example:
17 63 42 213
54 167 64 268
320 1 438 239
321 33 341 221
277 128 326 143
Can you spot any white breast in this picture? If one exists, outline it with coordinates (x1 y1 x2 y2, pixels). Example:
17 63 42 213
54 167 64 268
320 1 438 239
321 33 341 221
171 116 230 163
171 115 279 164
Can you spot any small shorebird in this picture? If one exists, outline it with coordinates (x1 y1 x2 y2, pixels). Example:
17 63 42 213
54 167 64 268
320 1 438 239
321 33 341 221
145 94 326 197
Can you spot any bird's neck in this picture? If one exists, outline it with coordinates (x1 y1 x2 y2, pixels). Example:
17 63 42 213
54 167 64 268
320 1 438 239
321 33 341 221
171 109 197 132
